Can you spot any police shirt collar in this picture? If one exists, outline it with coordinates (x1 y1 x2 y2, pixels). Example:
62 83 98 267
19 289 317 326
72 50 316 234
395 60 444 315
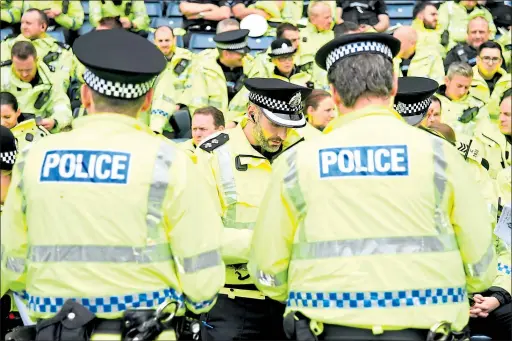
323 105 404 134
72 113 153 133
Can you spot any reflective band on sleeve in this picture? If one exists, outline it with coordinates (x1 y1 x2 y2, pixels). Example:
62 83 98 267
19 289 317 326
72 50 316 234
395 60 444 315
185 295 217 311
431 136 452 235
256 269 287 287
146 142 175 239
216 145 243 229
288 287 466 309
151 109 169 118
29 244 172 263
498 263 511 275
465 244 494 277
27 288 184 314
291 234 458 260
16 150 29 215
207 99 222 108
283 148 306 217
174 249 222 273
6 257 25 273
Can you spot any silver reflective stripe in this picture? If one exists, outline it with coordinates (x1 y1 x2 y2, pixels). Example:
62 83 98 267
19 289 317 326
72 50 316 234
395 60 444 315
292 234 458 260
29 244 173 263
256 269 287 287
175 249 222 273
431 136 451 234
283 148 306 217
465 243 494 277
208 99 223 108
6 257 25 273
221 218 255 230
216 145 245 229
146 142 175 239
16 149 29 215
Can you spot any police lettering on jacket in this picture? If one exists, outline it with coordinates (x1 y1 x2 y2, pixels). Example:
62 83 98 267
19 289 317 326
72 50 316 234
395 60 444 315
319 145 409 178
40 150 131 184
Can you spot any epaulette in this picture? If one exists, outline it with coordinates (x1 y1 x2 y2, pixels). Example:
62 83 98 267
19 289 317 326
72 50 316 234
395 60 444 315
0 60 12 67
418 125 452 144
199 133 229 153
55 41 71 50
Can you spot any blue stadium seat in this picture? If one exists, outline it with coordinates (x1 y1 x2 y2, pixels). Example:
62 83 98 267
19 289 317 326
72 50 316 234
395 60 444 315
146 2 163 18
387 3 414 19
0 27 14 41
166 2 183 17
470 336 492 341
81 1 89 16
248 36 273 51
189 32 216 51
47 30 66 43
151 17 184 29
389 18 412 27
385 0 416 4
78 22 94 36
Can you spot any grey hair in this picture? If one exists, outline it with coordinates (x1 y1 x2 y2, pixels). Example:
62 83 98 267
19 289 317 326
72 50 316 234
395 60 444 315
216 18 240 34
327 54 394 108
447 62 473 80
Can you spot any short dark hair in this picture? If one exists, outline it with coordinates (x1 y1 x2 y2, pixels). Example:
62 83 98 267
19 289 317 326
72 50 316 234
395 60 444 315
305 90 331 112
0 92 19 112
431 96 441 108
501 88 512 103
193 106 225 128
11 41 37 59
413 1 436 19
478 40 503 55
333 21 360 37
276 23 299 38
24 8 49 28
98 16 123 29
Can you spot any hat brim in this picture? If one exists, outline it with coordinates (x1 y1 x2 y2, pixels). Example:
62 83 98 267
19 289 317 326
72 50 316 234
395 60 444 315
403 113 426 127
261 107 306 128
229 47 250 54
315 33 401 71
269 51 296 58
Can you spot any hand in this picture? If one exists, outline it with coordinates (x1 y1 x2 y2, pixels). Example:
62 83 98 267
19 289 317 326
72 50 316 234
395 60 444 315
119 17 132 29
470 295 500 318
40 118 56 130
359 24 373 32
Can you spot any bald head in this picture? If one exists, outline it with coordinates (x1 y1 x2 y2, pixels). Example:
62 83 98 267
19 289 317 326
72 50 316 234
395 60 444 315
393 26 418 59
154 26 175 56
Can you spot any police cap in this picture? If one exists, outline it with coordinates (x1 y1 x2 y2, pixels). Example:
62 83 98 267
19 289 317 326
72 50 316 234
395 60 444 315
214 29 250 54
244 78 312 128
394 77 439 126
315 33 401 72
0 125 17 171
268 38 296 58
73 29 166 99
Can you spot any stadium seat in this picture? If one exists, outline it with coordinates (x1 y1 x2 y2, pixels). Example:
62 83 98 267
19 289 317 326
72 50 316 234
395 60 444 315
151 17 184 29
166 2 183 17
78 22 94 36
470 336 492 341
387 3 414 19
189 32 216 53
81 1 89 16
146 2 163 18
248 36 273 51
389 18 412 27
0 27 14 41
47 30 66 43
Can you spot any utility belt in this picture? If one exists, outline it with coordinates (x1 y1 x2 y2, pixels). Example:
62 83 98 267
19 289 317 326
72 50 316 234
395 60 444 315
220 284 267 300
283 311 470 341
4 299 192 341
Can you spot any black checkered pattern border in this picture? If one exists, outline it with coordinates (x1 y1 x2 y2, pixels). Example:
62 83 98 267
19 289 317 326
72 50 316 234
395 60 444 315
1 150 16 165
83 69 154 99
394 98 432 116
215 41 248 50
326 41 393 72
249 92 303 113
271 45 296 56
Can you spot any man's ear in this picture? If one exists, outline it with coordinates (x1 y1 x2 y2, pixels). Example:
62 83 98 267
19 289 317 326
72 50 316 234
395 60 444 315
390 73 398 98
140 88 154 112
81 84 92 110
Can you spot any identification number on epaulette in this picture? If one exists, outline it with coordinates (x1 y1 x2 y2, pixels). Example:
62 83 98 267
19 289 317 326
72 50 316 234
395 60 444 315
319 145 409 178
40 150 131 184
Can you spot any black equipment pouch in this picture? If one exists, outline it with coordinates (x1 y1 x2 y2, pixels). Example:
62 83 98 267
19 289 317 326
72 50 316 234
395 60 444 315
121 300 179 341
5 326 36 341
34 91 50 110
283 311 318 341
62 0 69 15
458 106 479 123
456 46 469 63
173 59 189 75
43 51 59 66
125 0 134 16
35 299 96 341
233 74 247 94
441 30 449 47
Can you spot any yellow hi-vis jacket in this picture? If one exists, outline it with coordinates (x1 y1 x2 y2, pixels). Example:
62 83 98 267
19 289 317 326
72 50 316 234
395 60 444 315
393 53 445 85
249 105 496 332
469 65 511 124
249 0 303 24
23 1 85 31
411 18 445 59
10 118 50 153
89 0 150 32
195 118 304 285
0 0 22 24
0 114 225 319
497 29 511 72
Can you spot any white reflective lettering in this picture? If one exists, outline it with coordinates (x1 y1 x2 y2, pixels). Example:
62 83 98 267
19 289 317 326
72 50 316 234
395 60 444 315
367 149 375 173
321 151 337 174
391 148 406 172
338 150 354 173
42 154 60 177
375 149 390 172
111 155 128 180
95 154 111 180
59 154 75 178
354 149 367 172
88 154 97 177
74 154 89 179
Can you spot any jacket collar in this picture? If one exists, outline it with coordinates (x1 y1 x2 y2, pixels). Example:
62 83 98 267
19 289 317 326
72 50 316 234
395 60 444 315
72 113 154 133
323 105 405 134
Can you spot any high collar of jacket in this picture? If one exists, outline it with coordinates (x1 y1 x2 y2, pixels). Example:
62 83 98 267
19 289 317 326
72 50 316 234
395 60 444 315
72 113 153 133
323 105 405 134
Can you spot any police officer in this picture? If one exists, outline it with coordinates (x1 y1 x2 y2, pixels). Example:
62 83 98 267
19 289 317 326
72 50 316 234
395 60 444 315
1 29 225 341
195 78 312 340
23 1 85 33
0 0 23 33
0 124 17 207
249 33 496 340
89 0 150 35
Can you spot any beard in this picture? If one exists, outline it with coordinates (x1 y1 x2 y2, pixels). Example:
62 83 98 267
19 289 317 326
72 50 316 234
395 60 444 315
424 20 437 29
254 124 282 153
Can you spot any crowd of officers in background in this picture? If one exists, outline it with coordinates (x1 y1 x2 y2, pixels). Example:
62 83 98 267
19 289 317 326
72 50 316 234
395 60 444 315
0 0 511 340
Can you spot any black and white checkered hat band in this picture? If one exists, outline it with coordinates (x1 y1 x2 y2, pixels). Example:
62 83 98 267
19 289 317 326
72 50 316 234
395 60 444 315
1 150 16 165
249 92 303 113
394 98 432 116
83 69 154 99
326 41 393 72
271 46 296 56
215 41 248 50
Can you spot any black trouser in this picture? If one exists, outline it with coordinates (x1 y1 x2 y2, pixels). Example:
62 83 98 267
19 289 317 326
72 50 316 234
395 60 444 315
469 302 512 341
320 324 429 341
200 290 287 340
